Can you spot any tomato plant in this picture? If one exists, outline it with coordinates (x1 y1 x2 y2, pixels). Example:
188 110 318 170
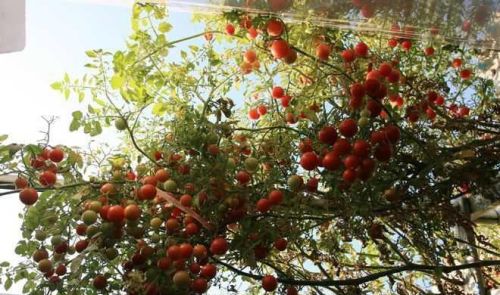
0 2 498 295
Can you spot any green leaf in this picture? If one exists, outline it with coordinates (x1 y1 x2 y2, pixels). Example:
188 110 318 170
152 102 167 116
50 82 62 90
0 134 7 142
158 22 172 33
0 261 10 267
85 50 97 58
90 121 102 136
64 88 70 100
70 118 80 132
72 111 83 120
83 122 91 134
111 74 124 90
14 243 26 255
22 280 35 293
189 45 199 52
4 277 12 290
94 97 106 107
64 73 70 83
70 255 83 273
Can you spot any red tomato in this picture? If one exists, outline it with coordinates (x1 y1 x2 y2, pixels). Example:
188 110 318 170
425 47 435 56
257 105 267 115
210 237 228 255
107 205 125 222
401 40 412 51
124 204 141 221
167 245 181 260
19 188 38 205
452 58 462 68
248 108 260 120
354 42 369 57
350 82 365 99
244 50 257 63
225 24 235 35
341 49 355 62
316 43 331 60
274 238 287 251
271 40 290 59
342 169 357 183
236 171 251 185
388 38 398 48
200 264 216 279
322 151 341 171
364 79 380 96
353 140 371 157
179 243 193 259
39 171 56 187
339 119 358 138
343 154 361 169
262 275 278 291
268 190 284 205
281 95 291 107
247 27 258 39
378 63 392 77
256 198 272 213
139 184 157 200
384 125 401 143
300 152 319 171
318 126 338 145
333 138 352 155
460 69 472 80
49 148 64 163
272 86 284 98
267 19 284 37
180 194 192 207
191 278 208 293
15 177 29 189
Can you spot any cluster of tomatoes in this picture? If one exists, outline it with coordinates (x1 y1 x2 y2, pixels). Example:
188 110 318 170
297 119 400 185
17 147 66 205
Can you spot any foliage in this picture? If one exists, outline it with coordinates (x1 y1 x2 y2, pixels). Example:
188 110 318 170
0 2 499 295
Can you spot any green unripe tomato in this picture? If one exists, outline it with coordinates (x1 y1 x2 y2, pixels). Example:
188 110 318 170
287 175 303 191
136 164 148 177
163 179 177 192
100 222 114 236
358 117 369 127
67 246 76 255
150 217 163 230
51 235 63 246
53 253 64 262
35 230 47 241
226 158 236 169
88 201 102 212
86 225 100 238
150 233 161 243
360 109 370 118
112 170 122 180
82 210 98 225
244 157 259 172
114 118 127 131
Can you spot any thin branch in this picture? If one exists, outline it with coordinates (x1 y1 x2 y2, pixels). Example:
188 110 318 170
213 258 500 287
